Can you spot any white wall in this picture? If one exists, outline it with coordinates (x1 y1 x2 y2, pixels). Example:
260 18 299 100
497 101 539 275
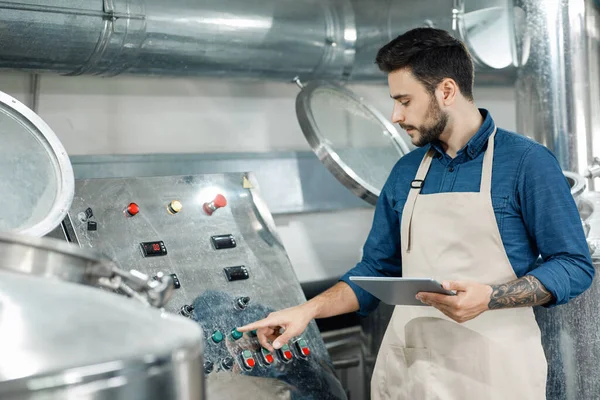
0 71 517 155
0 71 517 289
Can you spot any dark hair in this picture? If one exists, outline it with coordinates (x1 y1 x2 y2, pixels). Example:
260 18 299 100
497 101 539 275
375 28 474 101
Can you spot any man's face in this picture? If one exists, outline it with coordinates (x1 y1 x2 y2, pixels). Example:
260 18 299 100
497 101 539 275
388 69 449 147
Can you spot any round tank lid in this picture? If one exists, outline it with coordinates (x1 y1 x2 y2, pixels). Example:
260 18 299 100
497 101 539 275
296 80 411 206
0 90 74 237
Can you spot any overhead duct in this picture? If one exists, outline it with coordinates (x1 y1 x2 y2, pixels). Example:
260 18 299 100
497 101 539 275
0 0 517 84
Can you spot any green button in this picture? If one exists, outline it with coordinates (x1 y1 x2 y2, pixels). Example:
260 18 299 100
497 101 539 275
298 339 307 347
231 328 243 340
242 349 252 358
212 331 224 343
249 330 257 337
261 347 271 355
281 343 290 351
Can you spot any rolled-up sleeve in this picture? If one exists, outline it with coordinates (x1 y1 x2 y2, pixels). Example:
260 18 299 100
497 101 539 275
339 173 404 316
519 145 595 306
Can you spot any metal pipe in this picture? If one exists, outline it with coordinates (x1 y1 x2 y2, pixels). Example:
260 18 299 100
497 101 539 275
0 0 356 80
0 0 517 84
515 0 600 179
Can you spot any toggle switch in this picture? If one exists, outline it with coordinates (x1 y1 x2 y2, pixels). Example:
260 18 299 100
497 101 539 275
203 194 227 216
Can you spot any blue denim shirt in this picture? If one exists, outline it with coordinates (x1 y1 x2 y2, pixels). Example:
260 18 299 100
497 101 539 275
340 109 594 316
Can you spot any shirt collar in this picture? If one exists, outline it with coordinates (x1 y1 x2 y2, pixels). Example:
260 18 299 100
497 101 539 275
430 108 495 160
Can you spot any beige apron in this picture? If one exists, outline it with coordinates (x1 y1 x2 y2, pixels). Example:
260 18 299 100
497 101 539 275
371 130 548 400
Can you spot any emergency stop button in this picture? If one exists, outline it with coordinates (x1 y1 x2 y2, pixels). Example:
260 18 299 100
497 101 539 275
278 344 293 362
241 350 256 369
294 338 311 358
203 194 227 216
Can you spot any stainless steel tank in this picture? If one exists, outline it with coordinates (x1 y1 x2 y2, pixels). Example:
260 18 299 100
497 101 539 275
0 89 206 400
0 270 205 400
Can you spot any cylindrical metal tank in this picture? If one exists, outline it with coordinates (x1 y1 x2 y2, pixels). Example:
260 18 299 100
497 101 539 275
0 269 205 400
515 0 600 184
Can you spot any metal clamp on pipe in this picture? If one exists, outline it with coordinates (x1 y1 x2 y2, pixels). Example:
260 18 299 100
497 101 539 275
585 157 600 180
106 267 175 308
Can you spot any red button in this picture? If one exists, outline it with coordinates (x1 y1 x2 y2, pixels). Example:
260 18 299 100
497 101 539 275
301 348 310 356
246 358 255 368
203 194 228 215
265 354 274 364
284 351 292 360
213 194 227 208
126 203 139 216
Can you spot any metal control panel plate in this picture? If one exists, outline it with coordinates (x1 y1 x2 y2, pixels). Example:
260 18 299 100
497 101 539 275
57 173 346 400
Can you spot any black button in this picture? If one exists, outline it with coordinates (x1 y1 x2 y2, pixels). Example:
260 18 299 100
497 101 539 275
85 207 94 219
449 167 454 172
87 221 97 231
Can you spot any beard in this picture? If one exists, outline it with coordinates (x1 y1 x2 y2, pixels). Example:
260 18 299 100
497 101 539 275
400 97 449 147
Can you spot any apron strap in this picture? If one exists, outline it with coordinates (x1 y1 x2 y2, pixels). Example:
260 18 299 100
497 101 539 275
402 148 435 252
480 127 497 194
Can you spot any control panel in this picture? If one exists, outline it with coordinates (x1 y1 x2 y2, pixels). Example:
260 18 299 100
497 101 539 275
56 173 346 400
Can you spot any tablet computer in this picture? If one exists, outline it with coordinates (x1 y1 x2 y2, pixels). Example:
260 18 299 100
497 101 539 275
349 276 456 306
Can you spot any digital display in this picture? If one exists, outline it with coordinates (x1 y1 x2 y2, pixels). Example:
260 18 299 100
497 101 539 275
140 241 167 257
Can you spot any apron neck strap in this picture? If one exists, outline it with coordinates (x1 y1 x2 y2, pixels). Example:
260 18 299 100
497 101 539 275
480 127 497 194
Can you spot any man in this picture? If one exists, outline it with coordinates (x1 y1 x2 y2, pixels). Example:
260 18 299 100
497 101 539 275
238 28 594 399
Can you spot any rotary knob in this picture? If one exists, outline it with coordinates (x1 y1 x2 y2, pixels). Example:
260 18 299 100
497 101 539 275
179 304 194 318
204 360 214 374
203 194 227 216
221 356 235 371
235 296 251 310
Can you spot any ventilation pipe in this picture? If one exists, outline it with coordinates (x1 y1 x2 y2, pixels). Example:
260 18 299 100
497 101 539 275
0 0 516 84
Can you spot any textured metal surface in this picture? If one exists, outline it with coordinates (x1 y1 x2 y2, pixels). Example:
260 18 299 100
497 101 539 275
296 80 410 206
515 0 600 177
0 90 74 237
0 0 517 84
66 152 371 214
534 190 600 400
62 173 346 400
0 271 204 400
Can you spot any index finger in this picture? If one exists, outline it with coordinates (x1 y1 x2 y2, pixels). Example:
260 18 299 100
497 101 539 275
418 292 458 306
237 316 279 332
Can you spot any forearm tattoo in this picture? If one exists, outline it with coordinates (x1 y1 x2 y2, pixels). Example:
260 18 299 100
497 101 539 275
488 275 554 309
